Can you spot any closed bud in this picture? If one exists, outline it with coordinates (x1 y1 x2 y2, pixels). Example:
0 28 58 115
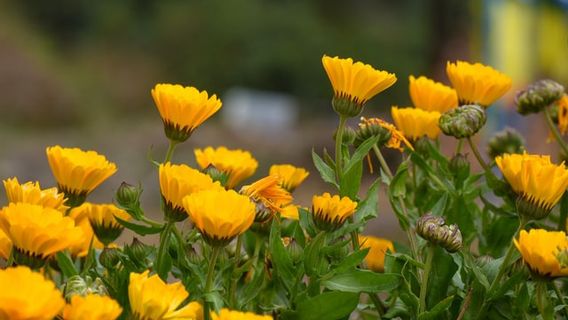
116 182 142 208
416 214 463 253
354 121 391 148
416 215 445 240
64 275 107 299
487 128 525 159
516 79 565 115
334 126 357 146
413 137 430 157
203 164 229 187
124 237 152 263
449 153 470 180
439 105 486 139
99 247 121 269
283 237 303 263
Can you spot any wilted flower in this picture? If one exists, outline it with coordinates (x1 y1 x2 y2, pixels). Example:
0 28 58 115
212 308 272 320
409 75 458 113
391 107 441 140
3 177 68 212
194 146 258 189
269 164 309 192
151 83 222 142
516 79 564 115
487 128 525 159
416 214 462 253
241 175 293 221
359 235 395 272
63 294 122 320
354 117 392 148
439 104 486 139
514 229 568 277
322 55 397 117
72 203 130 246
312 193 357 231
358 117 413 152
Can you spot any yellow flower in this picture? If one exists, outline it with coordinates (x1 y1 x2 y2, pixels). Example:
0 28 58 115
0 266 65 320
409 75 458 113
0 228 11 260
446 60 512 107
322 55 397 117
391 107 441 140
46 145 117 206
71 203 130 246
159 162 223 222
557 95 568 135
241 175 293 221
3 177 68 212
67 208 104 257
212 308 272 320
359 117 414 151
312 193 357 231
63 294 123 320
129 270 202 320
359 235 395 273
183 189 255 245
495 153 568 219
280 204 300 220
269 164 309 192
194 146 258 189
514 229 568 277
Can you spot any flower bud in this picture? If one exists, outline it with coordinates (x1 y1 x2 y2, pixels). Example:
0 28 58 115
115 182 142 208
124 238 152 264
487 128 525 159
413 137 430 157
354 121 391 148
64 275 107 299
203 164 229 187
283 237 303 263
439 105 486 138
99 247 121 269
334 126 357 146
449 153 470 182
416 214 463 253
516 79 565 115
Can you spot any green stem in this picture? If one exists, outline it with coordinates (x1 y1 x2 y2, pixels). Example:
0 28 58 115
552 281 568 319
456 139 464 154
536 281 554 320
419 245 435 314
334 116 348 181
456 287 473 320
156 222 174 280
203 246 222 320
372 145 393 178
467 137 490 172
545 106 568 155
369 293 386 318
348 217 360 251
142 216 164 228
164 139 178 163
229 235 243 307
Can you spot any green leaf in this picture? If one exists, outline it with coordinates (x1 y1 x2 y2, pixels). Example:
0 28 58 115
269 219 296 290
418 295 454 320
426 247 458 309
388 163 410 230
343 135 379 174
339 157 362 198
559 192 568 231
56 251 78 278
322 269 400 293
296 291 359 320
115 216 163 235
304 232 327 277
331 248 369 275
354 177 381 224
312 149 338 188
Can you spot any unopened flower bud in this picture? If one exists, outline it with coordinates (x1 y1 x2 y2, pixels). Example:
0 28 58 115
413 137 430 157
335 126 357 146
416 215 445 240
439 105 486 139
116 182 142 208
99 247 121 269
416 214 463 253
354 121 391 148
487 128 525 159
203 164 229 187
449 153 470 182
282 237 303 263
124 238 151 263
516 79 565 115
64 275 107 299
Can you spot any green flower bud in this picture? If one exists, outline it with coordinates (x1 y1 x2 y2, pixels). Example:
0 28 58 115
283 237 303 263
449 153 470 182
354 121 391 148
416 215 445 240
413 137 431 157
416 214 463 253
516 79 565 115
334 126 357 146
64 275 107 299
99 247 121 269
115 182 142 208
124 237 152 264
487 128 525 159
203 164 229 187
439 105 486 139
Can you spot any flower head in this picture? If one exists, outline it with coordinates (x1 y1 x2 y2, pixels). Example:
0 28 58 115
0 266 65 320
159 163 223 222
0 203 83 267
446 61 512 107
269 164 309 192
312 193 357 231
71 203 130 246
359 235 395 272
391 107 441 140
183 189 255 246
3 177 68 212
152 83 222 142
358 117 413 151
68 207 105 257
322 55 397 117
280 204 300 220
212 308 272 320
63 294 123 320
46 146 117 207
514 229 568 277
129 270 202 320
0 228 11 260
496 153 568 219
194 146 258 189
409 75 458 113
241 175 293 221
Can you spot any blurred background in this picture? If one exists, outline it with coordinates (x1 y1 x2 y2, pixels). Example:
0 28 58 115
0 0 567 242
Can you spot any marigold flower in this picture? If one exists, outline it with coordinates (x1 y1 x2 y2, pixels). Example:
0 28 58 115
359 235 395 272
0 203 83 267
322 55 397 117
280 204 300 220
391 107 441 140
68 206 104 257
557 95 568 135
514 229 568 277
312 193 357 231
152 83 222 142
63 294 123 320
129 270 202 320
359 117 413 151
496 153 568 219
0 266 65 320
71 203 130 246
3 177 68 212
46 146 117 207
241 175 293 221
446 60 512 107
159 162 223 222
194 146 258 189
212 308 272 320
0 228 11 260
409 75 458 113
269 164 309 192
183 188 255 246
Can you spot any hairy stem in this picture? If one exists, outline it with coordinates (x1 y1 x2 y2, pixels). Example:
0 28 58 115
419 245 435 314
203 246 222 320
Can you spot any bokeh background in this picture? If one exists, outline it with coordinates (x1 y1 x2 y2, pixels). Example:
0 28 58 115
0 0 567 243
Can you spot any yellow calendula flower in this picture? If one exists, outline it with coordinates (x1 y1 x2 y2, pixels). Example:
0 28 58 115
67 208 104 257
557 95 568 135
322 55 397 117
514 229 568 277
152 83 222 142
0 203 83 268
159 162 223 222
359 235 395 273
269 164 309 192
129 270 203 320
409 75 458 113
446 60 512 107
212 308 272 320
46 145 117 207
0 228 11 260
3 177 68 212
496 153 568 219
280 204 300 220
0 266 65 320
71 203 130 246
63 294 123 320
194 146 258 189
359 117 414 152
241 175 293 222
391 107 441 140
312 192 357 231
183 189 255 246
